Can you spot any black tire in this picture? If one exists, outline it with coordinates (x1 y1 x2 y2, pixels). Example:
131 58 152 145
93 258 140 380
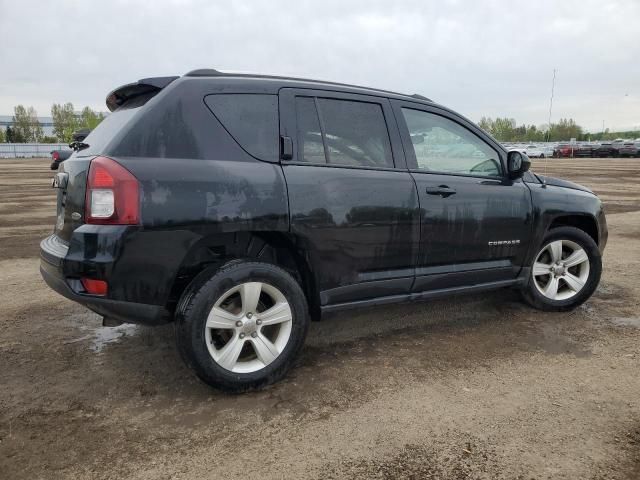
175 261 310 392
521 226 602 311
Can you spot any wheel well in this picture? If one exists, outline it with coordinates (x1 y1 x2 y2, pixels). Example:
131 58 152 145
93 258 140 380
168 232 320 321
549 215 598 245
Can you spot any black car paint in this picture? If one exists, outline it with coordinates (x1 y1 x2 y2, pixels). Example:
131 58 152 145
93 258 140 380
40 74 607 325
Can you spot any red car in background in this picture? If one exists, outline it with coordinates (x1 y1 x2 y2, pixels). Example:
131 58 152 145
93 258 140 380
553 144 574 157
553 144 593 158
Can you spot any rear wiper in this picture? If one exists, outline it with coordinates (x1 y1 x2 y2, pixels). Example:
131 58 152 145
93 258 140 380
69 141 90 152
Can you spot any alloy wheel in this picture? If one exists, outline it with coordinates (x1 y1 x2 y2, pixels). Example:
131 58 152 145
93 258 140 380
532 239 590 301
205 282 293 373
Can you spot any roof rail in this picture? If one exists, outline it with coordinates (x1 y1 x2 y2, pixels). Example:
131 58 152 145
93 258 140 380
182 68 434 103
410 93 432 102
185 68 223 76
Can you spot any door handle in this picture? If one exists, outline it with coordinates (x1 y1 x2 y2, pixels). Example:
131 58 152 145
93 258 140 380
425 185 456 197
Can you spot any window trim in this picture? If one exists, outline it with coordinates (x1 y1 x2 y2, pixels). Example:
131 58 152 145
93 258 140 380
313 97 331 164
393 101 508 179
279 87 406 170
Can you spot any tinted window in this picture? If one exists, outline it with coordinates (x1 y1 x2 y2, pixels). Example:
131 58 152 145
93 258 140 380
294 97 393 168
205 94 278 161
75 93 154 157
318 98 393 168
295 97 326 164
402 108 501 176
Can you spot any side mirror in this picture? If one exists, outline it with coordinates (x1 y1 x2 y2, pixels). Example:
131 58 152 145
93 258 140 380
507 151 531 179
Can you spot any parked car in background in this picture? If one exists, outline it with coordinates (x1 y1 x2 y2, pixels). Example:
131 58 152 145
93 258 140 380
592 143 614 157
575 144 594 158
616 142 638 157
523 145 546 158
50 129 92 170
50 149 72 170
542 145 555 157
554 144 573 158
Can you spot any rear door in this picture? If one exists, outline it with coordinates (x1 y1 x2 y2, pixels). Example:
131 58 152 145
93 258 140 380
279 89 420 306
392 101 533 291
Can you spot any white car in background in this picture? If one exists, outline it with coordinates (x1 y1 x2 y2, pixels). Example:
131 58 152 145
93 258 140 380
522 145 547 158
508 145 547 158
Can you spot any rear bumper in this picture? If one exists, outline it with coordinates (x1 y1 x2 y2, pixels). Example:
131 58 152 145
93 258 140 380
40 234 172 326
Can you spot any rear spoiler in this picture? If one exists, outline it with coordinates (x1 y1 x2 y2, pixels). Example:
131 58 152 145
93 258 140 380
105 76 179 112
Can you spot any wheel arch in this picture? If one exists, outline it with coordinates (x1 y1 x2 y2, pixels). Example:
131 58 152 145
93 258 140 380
169 231 321 321
548 214 599 246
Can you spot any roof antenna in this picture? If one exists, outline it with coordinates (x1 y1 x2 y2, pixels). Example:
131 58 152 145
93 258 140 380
543 68 556 184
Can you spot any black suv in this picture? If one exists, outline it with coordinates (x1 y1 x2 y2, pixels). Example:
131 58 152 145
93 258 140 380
41 70 608 392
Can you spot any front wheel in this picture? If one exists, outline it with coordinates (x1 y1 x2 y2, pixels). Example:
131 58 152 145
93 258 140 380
176 261 310 392
522 226 602 311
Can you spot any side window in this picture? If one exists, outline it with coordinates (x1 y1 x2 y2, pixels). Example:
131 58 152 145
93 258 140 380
295 97 326 164
204 94 278 161
401 108 501 176
294 96 394 168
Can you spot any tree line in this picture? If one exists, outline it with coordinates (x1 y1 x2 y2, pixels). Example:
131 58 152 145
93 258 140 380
478 117 640 143
0 104 105 144
2 107 638 144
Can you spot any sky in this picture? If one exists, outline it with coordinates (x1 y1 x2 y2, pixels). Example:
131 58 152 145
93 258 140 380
1 0 639 132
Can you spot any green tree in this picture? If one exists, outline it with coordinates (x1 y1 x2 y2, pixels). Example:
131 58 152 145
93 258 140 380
51 102 78 142
6 124 24 142
0 128 5 143
478 116 493 133
13 105 32 142
12 105 44 142
79 106 104 130
29 107 44 142
477 116 586 142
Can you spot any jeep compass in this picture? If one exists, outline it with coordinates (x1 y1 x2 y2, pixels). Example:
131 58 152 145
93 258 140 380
40 69 607 391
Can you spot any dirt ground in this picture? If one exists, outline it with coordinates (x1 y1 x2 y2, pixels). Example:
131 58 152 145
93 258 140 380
1 157 639 480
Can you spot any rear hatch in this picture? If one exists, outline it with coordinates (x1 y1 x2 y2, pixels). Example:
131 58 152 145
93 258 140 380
52 77 178 243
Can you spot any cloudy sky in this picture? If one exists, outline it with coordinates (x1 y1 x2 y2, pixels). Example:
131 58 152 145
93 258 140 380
1 0 639 131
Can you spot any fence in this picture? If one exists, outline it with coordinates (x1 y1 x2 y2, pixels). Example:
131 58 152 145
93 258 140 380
0 143 70 158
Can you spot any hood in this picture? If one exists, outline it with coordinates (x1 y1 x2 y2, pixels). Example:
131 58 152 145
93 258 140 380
535 174 594 194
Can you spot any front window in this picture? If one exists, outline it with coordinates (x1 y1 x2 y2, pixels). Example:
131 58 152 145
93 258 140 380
402 108 501 177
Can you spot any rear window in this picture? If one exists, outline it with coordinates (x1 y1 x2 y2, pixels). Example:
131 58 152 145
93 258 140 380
204 94 278 162
75 93 152 157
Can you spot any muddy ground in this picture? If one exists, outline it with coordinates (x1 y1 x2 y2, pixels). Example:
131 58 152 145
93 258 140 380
0 157 639 479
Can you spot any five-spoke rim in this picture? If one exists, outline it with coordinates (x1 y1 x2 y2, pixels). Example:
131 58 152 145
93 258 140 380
532 239 590 301
205 282 293 373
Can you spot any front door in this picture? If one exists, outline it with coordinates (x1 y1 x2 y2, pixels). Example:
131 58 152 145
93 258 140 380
279 89 420 306
392 101 533 291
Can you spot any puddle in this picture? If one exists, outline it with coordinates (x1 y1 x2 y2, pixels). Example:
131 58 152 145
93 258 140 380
66 312 139 352
520 323 592 358
609 317 640 328
90 324 139 352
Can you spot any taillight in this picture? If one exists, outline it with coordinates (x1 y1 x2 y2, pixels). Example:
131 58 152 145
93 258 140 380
86 156 140 225
52 151 59 161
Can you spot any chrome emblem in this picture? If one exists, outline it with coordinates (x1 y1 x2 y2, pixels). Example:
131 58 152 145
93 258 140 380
488 240 521 246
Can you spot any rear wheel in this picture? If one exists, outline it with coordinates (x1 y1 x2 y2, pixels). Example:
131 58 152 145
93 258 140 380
522 226 601 311
176 261 310 392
